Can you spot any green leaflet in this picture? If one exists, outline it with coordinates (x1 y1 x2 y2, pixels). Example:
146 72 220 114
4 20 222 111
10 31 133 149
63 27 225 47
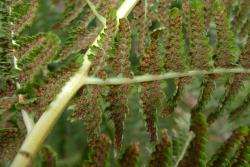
161 7 188 117
207 126 249 167
213 1 239 68
239 18 250 38
229 93 250 121
0 128 24 163
20 52 82 119
85 134 111 167
69 12 116 147
188 0 212 70
186 0 215 114
69 11 117 147
149 130 173 167
207 0 241 123
14 33 46 59
54 4 102 61
179 112 208 167
16 32 60 86
88 13 117 78
106 18 133 149
0 79 17 114
10 0 39 35
0 0 12 76
209 21 250 122
231 131 250 167
231 0 250 34
119 143 140 167
140 30 163 142
53 0 87 30
203 0 215 27
70 85 103 147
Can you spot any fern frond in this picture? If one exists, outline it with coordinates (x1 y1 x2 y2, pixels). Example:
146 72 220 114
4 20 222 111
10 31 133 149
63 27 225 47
221 0 234 14
87 134 111 167
10 1 140 166
231 0 250 34
11 0 39 35
23 59 81 118
203 0 215 27
0 79 16 112
0 1 12 76
88 46 109 79
207 126 249 167
158 0 171 26
161 7 187 117
108 84 130 149
207 77 231 124
213 1 236 69
53 0 87 30
239 18 250 38
149 129 173 167
7 1 250 166
209 26 250 119
140 30 162 142
56 12 102 61
70 86 102 146
0 128 24 162
207 1 239 123
231 131 250 167
164 8 186 73
109 18 133 78
192 75 215 113
70 13 119 146
119 143 140 167
132 0 144 52
240 35 250 69
18 33 60 85
220 73 247 107
88 13 117 79
223 35 250 109
107 18 133 149
188 0 211 70
140 81 161 143
188 0 215 113
133 0 155 55
14 33 46 60
179 112 208 167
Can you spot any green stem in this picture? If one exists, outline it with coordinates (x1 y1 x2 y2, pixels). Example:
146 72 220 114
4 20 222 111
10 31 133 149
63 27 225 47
86 0 106 24
11 58 91 167
21 110 34 135
174 132 195 167
86 68 250 85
